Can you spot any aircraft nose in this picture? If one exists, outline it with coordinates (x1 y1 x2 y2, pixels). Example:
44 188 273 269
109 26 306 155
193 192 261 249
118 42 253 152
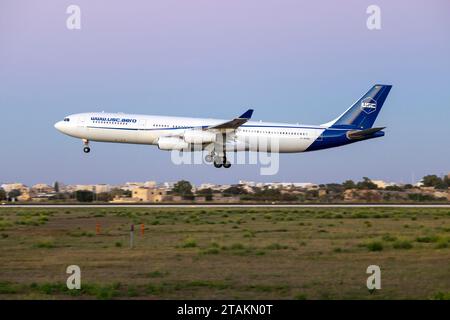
54 121 64 132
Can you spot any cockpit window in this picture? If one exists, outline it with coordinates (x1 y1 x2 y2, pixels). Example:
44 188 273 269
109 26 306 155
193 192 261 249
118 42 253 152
64 118 70 122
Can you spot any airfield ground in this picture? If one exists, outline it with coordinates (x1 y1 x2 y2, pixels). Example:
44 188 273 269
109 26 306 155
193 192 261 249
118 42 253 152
0 207 449 299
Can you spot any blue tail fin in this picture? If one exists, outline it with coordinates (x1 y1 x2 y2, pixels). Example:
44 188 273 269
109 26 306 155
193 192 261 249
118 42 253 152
327 84 392 129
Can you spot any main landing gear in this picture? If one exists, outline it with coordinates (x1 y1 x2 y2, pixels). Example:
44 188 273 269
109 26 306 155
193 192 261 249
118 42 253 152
205 153 231 168
82 139 90 153
210 155 231 169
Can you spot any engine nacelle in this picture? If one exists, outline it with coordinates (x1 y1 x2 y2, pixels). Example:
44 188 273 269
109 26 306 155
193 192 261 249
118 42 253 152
183 130 216 144
157 137 189 151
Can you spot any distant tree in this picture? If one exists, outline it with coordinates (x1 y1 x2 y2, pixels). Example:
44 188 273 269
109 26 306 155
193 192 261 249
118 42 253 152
280 193 298 202
325 183 344 193
403 184 414 189
52 192 71 201
53 181 60 193
408 193 436 202
383 193 392 201
422 175 447 189
196 188 213 201
223 186 247 196
0 188 6 201
342 180 356 189
110 188 131 198
197 188 213 195
241 188 279 201
172 180 193 199
75 190 94 202
385 185 404 192
95 192 113 202
8 189 22 200
305 189 319 200
356 177 378 190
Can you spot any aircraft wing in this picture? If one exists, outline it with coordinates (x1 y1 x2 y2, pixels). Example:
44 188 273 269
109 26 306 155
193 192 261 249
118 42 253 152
206 109 254 130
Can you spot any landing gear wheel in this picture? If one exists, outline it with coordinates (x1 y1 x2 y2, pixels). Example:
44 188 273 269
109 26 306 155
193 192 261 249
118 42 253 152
223 161 231 168
213 156 224 164
83 147 91 153
205 154 213 163
213 162 223 168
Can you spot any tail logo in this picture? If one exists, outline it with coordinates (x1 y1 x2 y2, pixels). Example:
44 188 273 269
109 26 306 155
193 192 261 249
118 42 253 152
360 97 377 114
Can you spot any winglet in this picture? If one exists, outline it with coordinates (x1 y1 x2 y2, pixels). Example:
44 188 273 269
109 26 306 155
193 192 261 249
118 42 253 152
239 109 254 119
206 109 255 130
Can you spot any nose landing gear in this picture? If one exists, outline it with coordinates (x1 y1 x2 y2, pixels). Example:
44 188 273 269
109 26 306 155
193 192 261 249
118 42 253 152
82 139 90 153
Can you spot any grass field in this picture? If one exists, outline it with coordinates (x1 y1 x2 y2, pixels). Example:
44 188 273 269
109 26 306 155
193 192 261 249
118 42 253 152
0 207 449 300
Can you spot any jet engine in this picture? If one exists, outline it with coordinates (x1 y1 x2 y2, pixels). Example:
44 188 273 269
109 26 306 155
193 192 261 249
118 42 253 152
157 137 189 150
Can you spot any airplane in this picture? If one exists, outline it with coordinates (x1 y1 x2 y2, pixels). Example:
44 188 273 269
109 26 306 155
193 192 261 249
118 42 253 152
54 84 392 169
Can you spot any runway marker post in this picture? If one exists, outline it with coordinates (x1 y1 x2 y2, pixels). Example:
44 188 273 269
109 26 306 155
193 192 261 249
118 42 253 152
96 223 101 235
130 224 134 249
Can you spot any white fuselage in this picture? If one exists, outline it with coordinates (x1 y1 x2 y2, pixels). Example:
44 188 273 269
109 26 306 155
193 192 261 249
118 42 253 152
55 112 327 153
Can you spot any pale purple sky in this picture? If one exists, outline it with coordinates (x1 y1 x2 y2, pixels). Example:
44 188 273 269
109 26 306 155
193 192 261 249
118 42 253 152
0 0 449 186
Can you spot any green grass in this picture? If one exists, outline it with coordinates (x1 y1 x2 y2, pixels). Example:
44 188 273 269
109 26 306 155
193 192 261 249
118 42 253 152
416 235 439 243
382 234 397 242
265 243 289 250
294 293 308 300
365 241 384 252
181 237 197 248
433 292 450 300
0 282 18 294
33 239 55 249
435 239 449 249
147 271 168 278
200 247 221 255
392 240 413 250
0 206 449 300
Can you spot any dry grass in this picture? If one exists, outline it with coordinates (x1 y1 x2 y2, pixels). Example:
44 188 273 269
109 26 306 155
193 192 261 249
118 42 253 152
0 207 449 299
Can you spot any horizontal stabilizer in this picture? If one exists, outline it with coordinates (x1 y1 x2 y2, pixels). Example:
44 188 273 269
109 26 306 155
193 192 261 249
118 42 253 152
346 127 385 140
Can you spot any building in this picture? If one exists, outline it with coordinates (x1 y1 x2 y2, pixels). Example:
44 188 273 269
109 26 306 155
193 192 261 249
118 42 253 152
110 196 138 203
120 182 146 191
238 181 317 190
31 184 54 193
371 180 400 189
0 183 30 201
239 180 256 187
198 183 217 190
371 180 388 189
144 181 157 188
94 184 112 194
17 190 32 201
74 185 95 192
1 183 28 193
132 187 168 202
